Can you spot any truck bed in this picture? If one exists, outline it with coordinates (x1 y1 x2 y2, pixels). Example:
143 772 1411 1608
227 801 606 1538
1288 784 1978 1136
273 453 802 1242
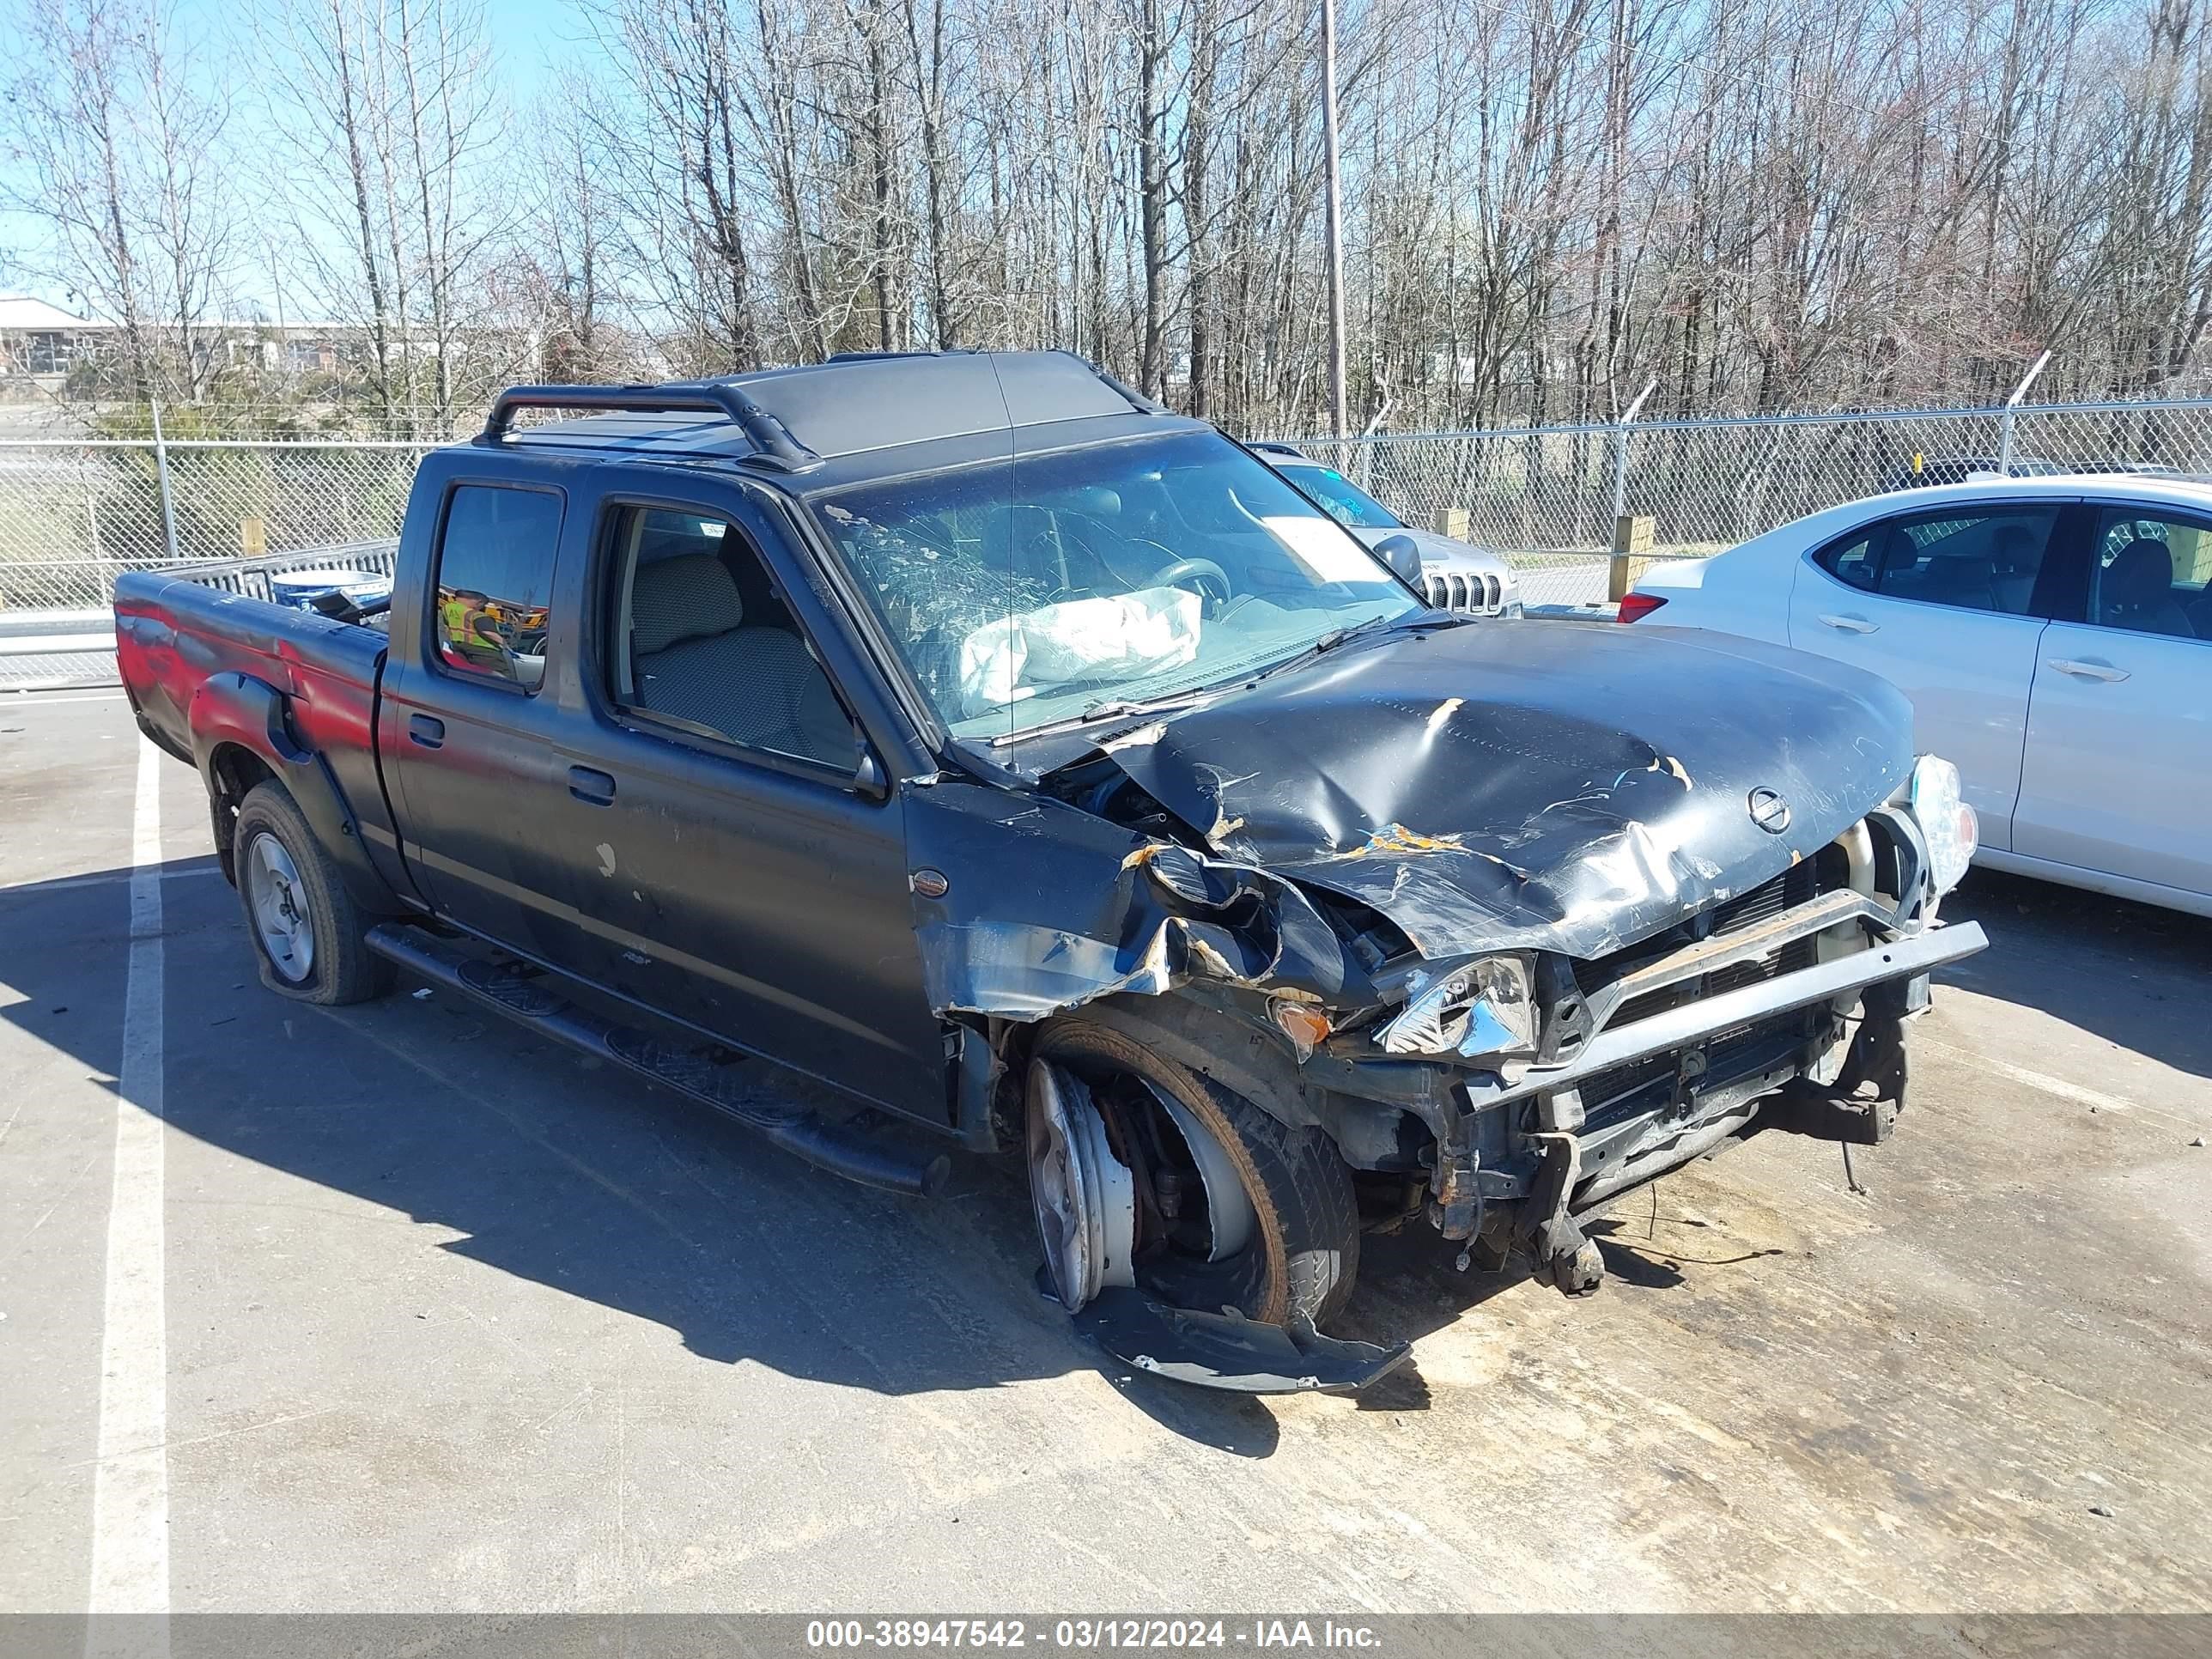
114 543 404 884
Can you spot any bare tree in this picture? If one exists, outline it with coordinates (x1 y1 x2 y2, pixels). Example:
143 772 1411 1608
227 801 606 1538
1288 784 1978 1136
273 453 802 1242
2 0 237 400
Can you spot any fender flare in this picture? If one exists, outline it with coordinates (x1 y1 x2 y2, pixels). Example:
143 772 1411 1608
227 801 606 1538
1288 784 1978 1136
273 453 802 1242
188 672 404 917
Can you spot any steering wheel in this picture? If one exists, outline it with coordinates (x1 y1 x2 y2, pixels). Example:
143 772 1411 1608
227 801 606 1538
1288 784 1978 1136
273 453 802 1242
1146 556 1235 606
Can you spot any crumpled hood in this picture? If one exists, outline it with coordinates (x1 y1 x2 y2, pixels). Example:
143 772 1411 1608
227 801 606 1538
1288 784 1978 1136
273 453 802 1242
1096 619 1916 961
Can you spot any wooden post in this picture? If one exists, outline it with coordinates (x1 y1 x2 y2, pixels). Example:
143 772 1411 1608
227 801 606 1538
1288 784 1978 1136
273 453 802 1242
1608 514 1653 602
1431 506 1471 542
240 516 266 557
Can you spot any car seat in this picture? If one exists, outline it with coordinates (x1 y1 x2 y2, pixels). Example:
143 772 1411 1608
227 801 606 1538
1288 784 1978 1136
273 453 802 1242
629 553 856 766
2102 538 2197 637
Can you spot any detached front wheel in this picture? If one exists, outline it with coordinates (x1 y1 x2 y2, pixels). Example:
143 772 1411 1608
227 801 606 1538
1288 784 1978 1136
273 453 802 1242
1026 1016 1359 1325
233 781 391 1006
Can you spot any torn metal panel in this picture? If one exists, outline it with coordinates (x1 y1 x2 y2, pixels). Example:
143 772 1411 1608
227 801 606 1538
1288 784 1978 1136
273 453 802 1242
1070 1286 1413 1395
1096 619 1917 961
902 778 1364 1020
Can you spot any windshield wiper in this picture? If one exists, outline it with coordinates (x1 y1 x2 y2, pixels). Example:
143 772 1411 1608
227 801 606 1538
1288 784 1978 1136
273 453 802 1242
986 690 1206 748
1223 610 1419 694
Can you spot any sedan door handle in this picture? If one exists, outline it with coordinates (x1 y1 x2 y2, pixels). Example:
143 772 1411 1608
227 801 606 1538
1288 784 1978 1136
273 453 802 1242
568 765 617 805
2049 658 2130 683
407 714 445 747
1817 613 1880 635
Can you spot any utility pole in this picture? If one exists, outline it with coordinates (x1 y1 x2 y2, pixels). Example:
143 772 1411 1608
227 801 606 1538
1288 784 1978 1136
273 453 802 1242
1320 0 1348 440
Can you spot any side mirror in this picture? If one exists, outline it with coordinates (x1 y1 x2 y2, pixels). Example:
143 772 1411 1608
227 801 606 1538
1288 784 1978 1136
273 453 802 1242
853 744 890 802
1373 533 1424 586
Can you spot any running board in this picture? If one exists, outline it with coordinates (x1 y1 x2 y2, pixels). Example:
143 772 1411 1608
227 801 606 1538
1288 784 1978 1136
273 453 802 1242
364 924 951 1198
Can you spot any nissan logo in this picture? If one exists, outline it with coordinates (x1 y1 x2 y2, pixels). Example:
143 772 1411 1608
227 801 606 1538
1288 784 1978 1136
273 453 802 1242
1747 787 1792 835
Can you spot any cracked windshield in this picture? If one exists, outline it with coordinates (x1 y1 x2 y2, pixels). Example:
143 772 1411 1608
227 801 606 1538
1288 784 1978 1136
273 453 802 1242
811 430 1419 744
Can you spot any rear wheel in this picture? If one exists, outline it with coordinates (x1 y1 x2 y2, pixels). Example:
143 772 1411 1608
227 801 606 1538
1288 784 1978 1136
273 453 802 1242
1026 1016 1359 1325
233 781 391 1006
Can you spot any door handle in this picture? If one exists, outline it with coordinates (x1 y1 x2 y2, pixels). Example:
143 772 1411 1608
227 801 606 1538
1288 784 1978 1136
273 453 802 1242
407 714 445 747
1817 613 1879 635
568 765 617 805
2050 658 2130 683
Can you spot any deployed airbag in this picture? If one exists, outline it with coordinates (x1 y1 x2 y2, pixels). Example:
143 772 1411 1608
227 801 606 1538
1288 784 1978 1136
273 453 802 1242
957 585 1200 717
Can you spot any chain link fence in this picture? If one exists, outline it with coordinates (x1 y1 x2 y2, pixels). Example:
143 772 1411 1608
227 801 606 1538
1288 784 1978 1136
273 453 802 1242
9 395 2212 684
0 439 430 614
1295 396 2212 607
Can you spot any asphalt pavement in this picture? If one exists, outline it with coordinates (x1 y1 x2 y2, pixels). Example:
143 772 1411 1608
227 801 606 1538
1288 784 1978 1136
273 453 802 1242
2 688 2208 1619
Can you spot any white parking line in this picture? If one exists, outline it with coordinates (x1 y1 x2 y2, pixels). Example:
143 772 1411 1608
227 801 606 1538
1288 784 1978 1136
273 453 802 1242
84 738 169 1640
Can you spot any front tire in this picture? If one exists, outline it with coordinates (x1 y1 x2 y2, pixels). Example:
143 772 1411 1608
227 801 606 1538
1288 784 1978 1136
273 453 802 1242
1029 1016 1360 1324
233 781 391 1006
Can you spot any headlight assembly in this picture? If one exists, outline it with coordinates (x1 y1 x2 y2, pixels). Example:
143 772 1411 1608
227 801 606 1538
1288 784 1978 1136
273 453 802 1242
1374 955 1536 1059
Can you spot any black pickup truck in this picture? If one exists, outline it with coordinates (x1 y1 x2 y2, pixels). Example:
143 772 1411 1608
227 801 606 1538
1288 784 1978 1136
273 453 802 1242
117 350 1986 1393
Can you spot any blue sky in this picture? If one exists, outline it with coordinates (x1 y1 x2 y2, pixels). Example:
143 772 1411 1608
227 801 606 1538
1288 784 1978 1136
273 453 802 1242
1 0 606 313
481 0 602 97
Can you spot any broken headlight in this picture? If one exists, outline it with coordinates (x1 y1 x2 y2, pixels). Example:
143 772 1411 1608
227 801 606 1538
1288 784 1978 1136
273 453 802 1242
1907 754 1978 896
1374 955 1535 1059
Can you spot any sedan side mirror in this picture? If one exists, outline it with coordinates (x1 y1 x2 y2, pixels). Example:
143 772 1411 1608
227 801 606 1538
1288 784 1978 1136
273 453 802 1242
1373 533 1424 586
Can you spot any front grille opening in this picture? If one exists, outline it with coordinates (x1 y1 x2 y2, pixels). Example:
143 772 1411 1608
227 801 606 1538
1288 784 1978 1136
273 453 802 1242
1573 1009 1814 1130
1423 570 1505 615
1577 841 1851 1030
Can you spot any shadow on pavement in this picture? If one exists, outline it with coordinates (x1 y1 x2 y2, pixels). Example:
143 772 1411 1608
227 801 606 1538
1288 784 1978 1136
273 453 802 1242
0 855 1543 1455
21 850 2135 1449
1938 867 2211 1081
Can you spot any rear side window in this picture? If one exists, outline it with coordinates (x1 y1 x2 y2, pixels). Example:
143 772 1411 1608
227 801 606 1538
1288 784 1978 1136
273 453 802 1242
1814 506 2057 616
1816 529 1881 591
433 485 562 690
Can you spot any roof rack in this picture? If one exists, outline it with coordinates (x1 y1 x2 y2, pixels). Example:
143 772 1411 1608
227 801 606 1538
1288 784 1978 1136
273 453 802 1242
823 348 983 362
1088 362 1169 416
479 382 819 470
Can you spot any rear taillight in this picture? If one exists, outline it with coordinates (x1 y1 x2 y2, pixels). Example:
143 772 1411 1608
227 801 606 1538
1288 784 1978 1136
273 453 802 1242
1617 592 1668 623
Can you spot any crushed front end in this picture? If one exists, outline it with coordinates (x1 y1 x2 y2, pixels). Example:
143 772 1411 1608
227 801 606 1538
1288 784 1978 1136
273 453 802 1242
1293 759 1985 1297
901 617 1990 1385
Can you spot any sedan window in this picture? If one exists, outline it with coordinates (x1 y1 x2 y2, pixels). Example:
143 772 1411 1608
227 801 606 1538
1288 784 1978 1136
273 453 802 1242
1815 506 2057 617
2085 507 2211 641
1280 464 1405 531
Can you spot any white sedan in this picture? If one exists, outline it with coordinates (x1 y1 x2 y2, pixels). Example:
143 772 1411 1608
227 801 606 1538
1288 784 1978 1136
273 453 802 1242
1626 475 2212 916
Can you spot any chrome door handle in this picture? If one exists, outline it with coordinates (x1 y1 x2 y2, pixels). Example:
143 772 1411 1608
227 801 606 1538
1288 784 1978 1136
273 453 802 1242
2050 659 2130 683
1818 613 1879 634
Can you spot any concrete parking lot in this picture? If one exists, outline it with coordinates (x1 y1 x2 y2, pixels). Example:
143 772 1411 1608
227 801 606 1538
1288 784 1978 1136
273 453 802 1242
2 686 2209 1617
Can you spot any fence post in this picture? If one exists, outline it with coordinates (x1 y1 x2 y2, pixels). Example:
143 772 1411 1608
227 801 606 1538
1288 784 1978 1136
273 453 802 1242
149 397 182 562
1608 377 1658 532
1609 514 1654 603
1998 349 2051 476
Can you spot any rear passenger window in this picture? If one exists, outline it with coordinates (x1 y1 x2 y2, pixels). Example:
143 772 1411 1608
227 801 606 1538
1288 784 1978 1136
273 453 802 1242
1816 530 1880 591
433 485 562 690
1815 507 2056 616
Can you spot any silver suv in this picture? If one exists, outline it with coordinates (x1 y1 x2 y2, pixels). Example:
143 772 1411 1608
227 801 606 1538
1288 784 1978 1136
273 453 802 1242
1251 441 1521 616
